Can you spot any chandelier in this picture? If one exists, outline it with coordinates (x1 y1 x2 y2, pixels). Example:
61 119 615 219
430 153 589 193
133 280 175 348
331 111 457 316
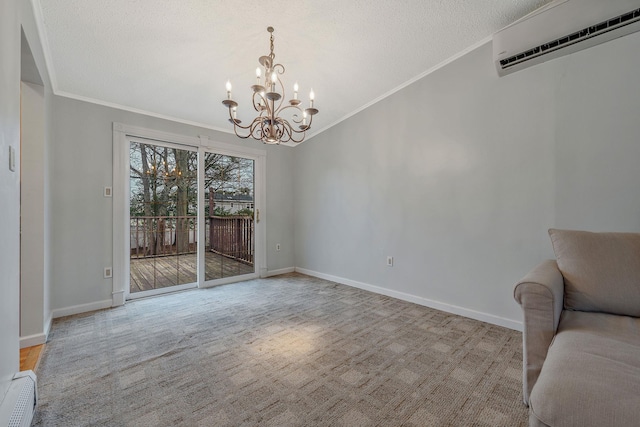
222 27 319 144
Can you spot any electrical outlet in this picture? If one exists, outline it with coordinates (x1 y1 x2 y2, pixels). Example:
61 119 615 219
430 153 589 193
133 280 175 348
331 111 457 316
104 186 112 197
386 256 394 267
104 267 112 278
276 243 281 251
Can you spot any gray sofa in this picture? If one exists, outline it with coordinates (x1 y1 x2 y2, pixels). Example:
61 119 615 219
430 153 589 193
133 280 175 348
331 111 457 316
514 229 640 427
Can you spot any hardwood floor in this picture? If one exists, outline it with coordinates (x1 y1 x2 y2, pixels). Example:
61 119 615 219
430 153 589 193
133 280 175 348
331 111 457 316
20 344 44 372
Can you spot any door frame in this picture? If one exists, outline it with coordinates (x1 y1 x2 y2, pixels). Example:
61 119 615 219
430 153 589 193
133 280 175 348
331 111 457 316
198 146 264 289
112 123 267 306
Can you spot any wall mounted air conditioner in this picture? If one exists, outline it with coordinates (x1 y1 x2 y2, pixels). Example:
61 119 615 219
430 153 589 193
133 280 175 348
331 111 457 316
0 371 37 427
493 0 640 76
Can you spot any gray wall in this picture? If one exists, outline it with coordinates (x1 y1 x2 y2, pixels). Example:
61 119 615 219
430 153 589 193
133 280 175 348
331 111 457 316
50 96 295 312
20 0 55 347
294 33 640 328
20 81 47 340
0 0 21 394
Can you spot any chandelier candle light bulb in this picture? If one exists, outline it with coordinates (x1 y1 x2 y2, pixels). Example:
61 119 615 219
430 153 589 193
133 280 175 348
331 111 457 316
221 26 319 144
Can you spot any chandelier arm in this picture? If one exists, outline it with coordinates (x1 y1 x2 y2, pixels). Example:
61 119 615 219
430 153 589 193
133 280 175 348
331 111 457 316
276 117 307 144
278 105 305 123
260 92 275 119
226 109 254 132
230 117 256 140
249 118 264 141
284 123 306 144
252 92 267 113
282 123 294 142
227 107 277 143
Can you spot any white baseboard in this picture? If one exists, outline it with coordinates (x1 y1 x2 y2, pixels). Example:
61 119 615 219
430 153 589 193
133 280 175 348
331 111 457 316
264 267 295 277
112 290 125 307
44 311 52 341
19 333 46 349
19 312 53 348
47 270 523 330
52 299 113 319
295 267 523 331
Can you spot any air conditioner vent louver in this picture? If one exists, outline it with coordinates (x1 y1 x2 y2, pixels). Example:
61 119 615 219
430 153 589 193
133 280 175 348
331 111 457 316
0 371 37 427
499 7 640 70
493 0 640 77
8 381 34 427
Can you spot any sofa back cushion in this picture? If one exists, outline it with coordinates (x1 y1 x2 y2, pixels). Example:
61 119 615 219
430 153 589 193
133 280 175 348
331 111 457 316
548 229 640 317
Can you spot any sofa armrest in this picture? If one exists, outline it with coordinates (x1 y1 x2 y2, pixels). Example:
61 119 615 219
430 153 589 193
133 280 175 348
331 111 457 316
514 259 564 406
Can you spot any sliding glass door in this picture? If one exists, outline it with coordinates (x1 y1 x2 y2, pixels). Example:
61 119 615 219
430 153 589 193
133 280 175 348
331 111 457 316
129 140 198 296
203 152 255 282
116 127 265 302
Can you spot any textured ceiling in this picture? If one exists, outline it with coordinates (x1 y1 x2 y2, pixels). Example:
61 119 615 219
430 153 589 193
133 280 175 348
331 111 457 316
35 0 548 142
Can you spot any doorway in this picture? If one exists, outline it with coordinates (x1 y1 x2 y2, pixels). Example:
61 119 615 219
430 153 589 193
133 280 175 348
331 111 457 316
113 125 266 303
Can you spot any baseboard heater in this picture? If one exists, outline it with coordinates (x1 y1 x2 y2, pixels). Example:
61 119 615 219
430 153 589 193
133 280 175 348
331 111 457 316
0 371 37 427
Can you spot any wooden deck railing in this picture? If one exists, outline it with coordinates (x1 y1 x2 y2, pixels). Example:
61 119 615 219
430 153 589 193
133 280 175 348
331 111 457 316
130 215 254 265
130 216 197 258
209 216 254 264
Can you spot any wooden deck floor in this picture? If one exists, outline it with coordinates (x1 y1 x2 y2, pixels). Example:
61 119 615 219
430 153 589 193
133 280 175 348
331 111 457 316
130 253 254 293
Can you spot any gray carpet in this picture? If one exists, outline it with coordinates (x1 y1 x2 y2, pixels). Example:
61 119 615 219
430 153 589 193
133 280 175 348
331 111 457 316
34 273 527 426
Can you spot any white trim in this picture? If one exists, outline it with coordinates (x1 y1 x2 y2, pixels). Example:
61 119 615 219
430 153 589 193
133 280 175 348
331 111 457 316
128 283 197 300
295 267 523 331
44 311 52 340
112 290 125 307
18 313 53 350
255 152 267 281
62 92 233 135
128 135 197 152
52 299 113 319
20 333 46 348
20 308 53 349
57 93 301 147
114 122 201 147
200 273 258 289
198 134 267 157
112 125 128 307
197 138 206 286
264 267 295 277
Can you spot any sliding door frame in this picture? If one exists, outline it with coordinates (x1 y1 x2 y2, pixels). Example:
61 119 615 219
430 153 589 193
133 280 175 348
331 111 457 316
112 123 267 307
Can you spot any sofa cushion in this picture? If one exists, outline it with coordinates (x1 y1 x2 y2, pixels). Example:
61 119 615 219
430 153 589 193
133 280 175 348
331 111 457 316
548 229 640 317
529 310 640 427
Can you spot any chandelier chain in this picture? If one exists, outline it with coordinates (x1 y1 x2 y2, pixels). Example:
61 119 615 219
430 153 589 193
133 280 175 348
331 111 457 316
269 29 275 61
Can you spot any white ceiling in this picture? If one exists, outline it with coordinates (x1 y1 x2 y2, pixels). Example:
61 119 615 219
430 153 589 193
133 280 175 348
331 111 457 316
34 0 548 141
